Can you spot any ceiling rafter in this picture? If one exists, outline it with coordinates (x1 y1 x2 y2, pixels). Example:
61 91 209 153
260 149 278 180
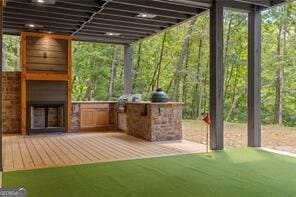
104 2 191 19
3 0 286 44
111 0 203 15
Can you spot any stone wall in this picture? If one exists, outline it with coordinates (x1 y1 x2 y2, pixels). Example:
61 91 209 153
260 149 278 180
109 103 117 130
150 104 182 141
71 104 80 132
126 103 182 142
126 104 151 140
2 72 21 134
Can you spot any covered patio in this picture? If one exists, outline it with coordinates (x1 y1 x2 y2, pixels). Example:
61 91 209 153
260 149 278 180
0 0 295 196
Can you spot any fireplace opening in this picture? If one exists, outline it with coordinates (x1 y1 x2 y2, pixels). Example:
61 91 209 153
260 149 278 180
28 102 66 133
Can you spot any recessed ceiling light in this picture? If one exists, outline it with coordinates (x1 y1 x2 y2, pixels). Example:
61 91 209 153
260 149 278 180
31 0 57 5
26 24 35 28
137 13 157 19
25 23 44 29
40 30 54 34
105 32 121 36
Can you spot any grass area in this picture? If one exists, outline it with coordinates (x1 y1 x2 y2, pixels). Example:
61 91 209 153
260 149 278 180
182 120 296 153
3 149 296 197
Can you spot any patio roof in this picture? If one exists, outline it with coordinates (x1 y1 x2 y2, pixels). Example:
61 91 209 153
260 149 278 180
3 0 286 44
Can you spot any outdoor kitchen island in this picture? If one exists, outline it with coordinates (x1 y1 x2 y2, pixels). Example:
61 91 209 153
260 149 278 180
71 101 183 142
126 102 183 142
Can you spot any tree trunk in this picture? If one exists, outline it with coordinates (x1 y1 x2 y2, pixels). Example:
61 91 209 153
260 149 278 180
275 25 283 125
148 33 167 92
156 32 167 89
108 46 118 100
223 16 233 99
182 35 192 117
194 38 203 118
172 18 196 101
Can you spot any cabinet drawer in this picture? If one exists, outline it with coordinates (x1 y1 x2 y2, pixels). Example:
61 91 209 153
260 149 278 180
80 103 109 109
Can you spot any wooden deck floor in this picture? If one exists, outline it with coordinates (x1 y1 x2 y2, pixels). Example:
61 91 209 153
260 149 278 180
3 132 206 172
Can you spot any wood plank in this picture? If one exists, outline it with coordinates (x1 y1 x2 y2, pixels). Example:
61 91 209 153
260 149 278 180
80 104 109 109
27 37 67 47
27 44 66 53
18 137 35 168
33 137 65 166
27 64 67 72
24 137 45 168
55 137 91 163
92 137 143 158
11 136 24 169
80 136 121 160
26 73 69 81
33 137 61 166
79 135 119 160
22 32 72 41
65 137 101 161
27 57 67 65
87 136 139 159
3 137 13 170
99 134 173 156
68 136 110 160
42 137 74 164
27 50 67 59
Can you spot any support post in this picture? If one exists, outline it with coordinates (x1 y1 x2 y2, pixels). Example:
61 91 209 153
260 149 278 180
248 5 262 147
209 1 224 150
124 44 132 95
0 0 3 183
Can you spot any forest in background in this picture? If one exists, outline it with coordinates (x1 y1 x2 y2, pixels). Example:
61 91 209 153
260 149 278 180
3 2 296 126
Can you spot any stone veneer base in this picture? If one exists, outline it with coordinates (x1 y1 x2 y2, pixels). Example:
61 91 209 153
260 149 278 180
126 102 183 142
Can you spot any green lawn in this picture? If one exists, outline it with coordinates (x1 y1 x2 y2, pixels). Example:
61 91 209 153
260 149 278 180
3 149 296 197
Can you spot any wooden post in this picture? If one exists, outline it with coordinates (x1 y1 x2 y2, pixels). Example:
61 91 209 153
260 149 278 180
67 38 72 133
248 5 262 147
209 1 224 150
0 0 4 182
20 33 27 135
124 44 132 95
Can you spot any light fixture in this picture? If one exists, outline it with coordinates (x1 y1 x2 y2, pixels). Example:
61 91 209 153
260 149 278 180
137 13 157 19
31 0 57 5
25 23 44 29
26 24 35 28
105 32 121 36
40 30 54 34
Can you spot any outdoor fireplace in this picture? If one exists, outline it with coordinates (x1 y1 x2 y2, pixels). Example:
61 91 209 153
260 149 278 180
29 102 66 133
27 81 68 134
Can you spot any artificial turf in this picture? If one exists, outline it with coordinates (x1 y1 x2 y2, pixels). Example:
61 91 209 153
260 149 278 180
3 149 296 197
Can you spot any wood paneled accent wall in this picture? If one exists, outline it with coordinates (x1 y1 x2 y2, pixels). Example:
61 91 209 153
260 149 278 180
21 32 72 135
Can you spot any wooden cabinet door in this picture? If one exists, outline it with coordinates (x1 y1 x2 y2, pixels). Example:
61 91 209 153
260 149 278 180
80 109 97 128
95 109 109 127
